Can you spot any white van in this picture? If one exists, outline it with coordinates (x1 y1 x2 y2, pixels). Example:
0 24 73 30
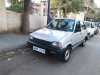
27 19 87 62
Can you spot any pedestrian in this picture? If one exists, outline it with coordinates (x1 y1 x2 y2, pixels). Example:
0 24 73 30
49 10 54 23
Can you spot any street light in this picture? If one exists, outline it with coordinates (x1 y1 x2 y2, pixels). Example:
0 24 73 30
47 0 50 24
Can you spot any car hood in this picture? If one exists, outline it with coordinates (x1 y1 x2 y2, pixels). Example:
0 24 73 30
87 28 91 32
30 28 70 42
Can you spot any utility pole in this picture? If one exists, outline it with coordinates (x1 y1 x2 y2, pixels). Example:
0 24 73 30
47 0 50 24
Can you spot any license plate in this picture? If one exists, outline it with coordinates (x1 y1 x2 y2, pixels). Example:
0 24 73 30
33 46 45 54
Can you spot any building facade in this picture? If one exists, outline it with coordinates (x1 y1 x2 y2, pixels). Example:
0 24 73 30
40 0 48 16
32 0 48 16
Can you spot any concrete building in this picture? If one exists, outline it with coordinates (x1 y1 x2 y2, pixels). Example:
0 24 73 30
32 3 40 15
40 0 48 16
32 0 48 16
84 0 95 21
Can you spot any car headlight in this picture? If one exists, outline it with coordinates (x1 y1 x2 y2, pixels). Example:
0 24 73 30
29 35 33 40
52 42 62 48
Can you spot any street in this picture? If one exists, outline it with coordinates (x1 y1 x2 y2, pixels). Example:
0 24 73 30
0 33 100 75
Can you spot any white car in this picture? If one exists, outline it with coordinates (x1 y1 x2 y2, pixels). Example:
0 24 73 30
27 19 87 62
84 21 95 39
93 22 99 34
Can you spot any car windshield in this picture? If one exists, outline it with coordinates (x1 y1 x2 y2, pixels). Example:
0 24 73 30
46 19 75 32
84 22 91 28
94 22 99 27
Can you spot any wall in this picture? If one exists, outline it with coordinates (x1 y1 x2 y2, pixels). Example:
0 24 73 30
0 0 7 32
0 0 47 33
6 11 22 32
29 15 47 32
6 12 47 32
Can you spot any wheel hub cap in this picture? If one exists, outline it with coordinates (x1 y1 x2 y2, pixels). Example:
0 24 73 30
65 50 70 61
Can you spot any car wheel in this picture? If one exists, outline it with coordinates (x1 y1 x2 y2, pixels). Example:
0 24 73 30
61 47 71 62
80 39 86 47
92 33 94 37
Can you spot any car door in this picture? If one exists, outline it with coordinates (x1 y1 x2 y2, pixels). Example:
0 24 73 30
72 21 82 46
81 22 87 40
91 23 95 35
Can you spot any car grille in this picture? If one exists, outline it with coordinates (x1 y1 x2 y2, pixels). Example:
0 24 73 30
31 37 52 48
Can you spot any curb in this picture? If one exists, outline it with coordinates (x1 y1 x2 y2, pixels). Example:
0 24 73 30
0 43 28 55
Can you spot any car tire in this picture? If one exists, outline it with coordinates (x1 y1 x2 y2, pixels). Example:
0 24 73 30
80 39 86 47
61 47 71 62
92 33 94 37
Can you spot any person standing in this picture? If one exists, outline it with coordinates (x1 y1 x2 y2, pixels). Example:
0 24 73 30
48 10 54 23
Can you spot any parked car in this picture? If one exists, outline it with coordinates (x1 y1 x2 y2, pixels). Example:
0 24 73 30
93 22 99 34
84 21 95 39
27 19 87 62
97 22 100 28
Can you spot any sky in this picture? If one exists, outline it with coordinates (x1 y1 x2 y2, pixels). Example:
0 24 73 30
94 0 100 8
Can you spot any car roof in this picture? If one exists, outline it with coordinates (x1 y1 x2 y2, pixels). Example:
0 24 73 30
84 21 92 23
55 18 84 22
55 18 76 20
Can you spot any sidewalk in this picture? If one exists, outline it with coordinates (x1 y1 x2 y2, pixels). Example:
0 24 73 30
0 33 28 54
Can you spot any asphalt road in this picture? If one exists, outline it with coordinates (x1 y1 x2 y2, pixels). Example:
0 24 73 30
0 33 100 75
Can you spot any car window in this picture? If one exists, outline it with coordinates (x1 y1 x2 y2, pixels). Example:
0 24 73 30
75 21 81 32
46 19 75 32
84 22 91 28
81 22 86 30
94 22 99 27
91 23 94 28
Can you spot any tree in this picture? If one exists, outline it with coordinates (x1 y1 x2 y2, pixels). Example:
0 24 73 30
93 8 100 22
51 0 84 18
69 0 84 13
7 0 34 14
64 0 69 18
84 3 99 21
21 0 31 34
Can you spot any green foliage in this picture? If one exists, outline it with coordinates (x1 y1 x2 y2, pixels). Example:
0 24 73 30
6 5 24 13
84 3 100 21
6 0 24 13
94 8 100 22
7 0 34 14
51 0 84 14
30 2 34 14
68 0 84 13
96 17 100 22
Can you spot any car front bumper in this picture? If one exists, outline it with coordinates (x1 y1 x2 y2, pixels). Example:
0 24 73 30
27 41 65 58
